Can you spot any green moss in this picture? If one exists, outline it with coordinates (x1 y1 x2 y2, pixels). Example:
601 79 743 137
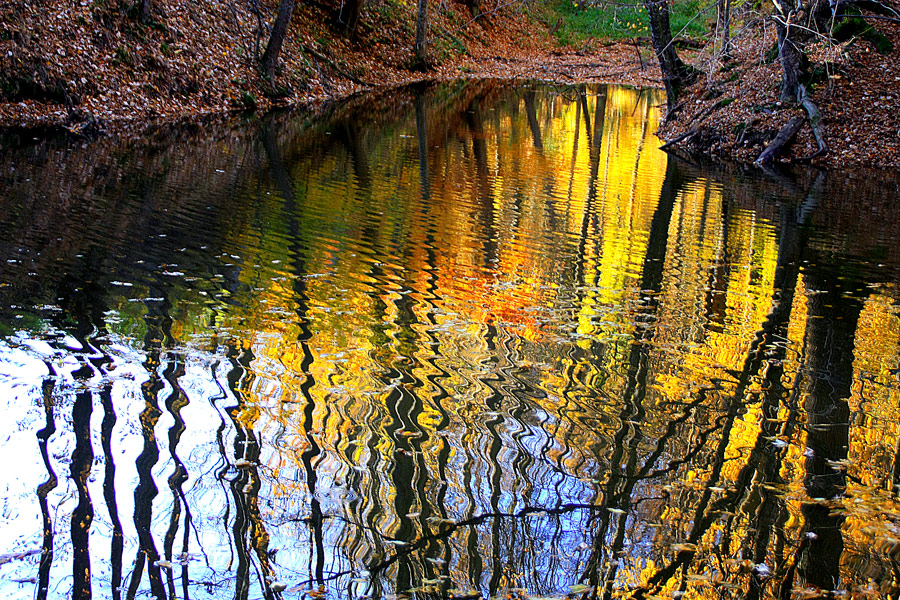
834 10 893 54
237 91 257 111
764 40 780 64
113 45 134 67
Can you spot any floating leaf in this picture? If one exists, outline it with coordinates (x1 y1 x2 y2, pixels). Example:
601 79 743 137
569 583 591 594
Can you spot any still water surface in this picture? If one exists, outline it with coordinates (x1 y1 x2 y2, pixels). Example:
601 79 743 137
1 81 899 599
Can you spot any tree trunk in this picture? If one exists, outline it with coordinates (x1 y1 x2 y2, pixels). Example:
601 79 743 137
775 16 803 102
414 0 428 68
719 0 732 57
260 0 296 82
137 0 153 24
755 115 804 164
644 0 691 115
774 0 832 101
770 0 831 158
341 0 364 34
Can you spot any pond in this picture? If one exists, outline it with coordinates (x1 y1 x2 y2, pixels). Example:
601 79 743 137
1 80 899 600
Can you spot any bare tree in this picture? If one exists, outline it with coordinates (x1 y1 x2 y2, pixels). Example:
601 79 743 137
718 0 732 57
341 0 364 34
414 0 429 69
760 0 832 159
137 0 153 23
773 0 831 102
260 0 297 82
644 0 694 115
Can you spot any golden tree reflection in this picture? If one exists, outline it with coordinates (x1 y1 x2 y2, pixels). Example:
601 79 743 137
1 82 899 599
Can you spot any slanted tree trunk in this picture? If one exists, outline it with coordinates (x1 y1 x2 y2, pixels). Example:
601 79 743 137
260 0 296 82
414 0 428 68
644 0 693 116
341 0 364 34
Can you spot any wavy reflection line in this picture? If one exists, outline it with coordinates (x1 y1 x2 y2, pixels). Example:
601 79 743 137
408 130 458 586
352 176 465 591
370 287 426 592
580 156 682 597
263 119 324 590
465 95 498 269
703 185 732 334
100 372 125 600
161 355 193 600
208 354 237 573
36 367 58 600
225 342 253 600
395 286 447 594
798 255 861 592
416 226 455 588
737 200 808 600
127 329 167 600
498 333 543 513
626 173 811 600
523 90 544 152
347 228 412 595
565 88 584 210
471 321 504 595
71 364 95 600
224 341 277 600
415 87 431 205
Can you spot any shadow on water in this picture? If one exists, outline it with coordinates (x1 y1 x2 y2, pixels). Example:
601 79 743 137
0 81 899 600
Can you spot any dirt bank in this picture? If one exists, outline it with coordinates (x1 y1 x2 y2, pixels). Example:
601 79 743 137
0 0 657 134
656 12 900 168
3 0 898 168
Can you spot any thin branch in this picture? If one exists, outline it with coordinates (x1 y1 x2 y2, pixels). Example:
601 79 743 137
842 13 900 22
0 549 42 566
291 502 607 589
659 127 699 149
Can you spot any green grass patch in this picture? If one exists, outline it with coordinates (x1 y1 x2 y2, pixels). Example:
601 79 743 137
545 0 709 45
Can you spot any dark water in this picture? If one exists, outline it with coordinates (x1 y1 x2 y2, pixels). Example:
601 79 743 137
1 81 899 600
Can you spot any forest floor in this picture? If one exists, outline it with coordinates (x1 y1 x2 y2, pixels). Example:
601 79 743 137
1 0 898 167
0 0 656 132
656 8 900 168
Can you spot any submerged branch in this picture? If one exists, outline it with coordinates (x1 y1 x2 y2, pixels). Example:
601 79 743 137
0 549 42 566
292 502 608 589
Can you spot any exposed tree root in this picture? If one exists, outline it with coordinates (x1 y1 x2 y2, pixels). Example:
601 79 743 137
659 127 699 150
798 83 828 158
755 115 804 164
754 85 827 164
